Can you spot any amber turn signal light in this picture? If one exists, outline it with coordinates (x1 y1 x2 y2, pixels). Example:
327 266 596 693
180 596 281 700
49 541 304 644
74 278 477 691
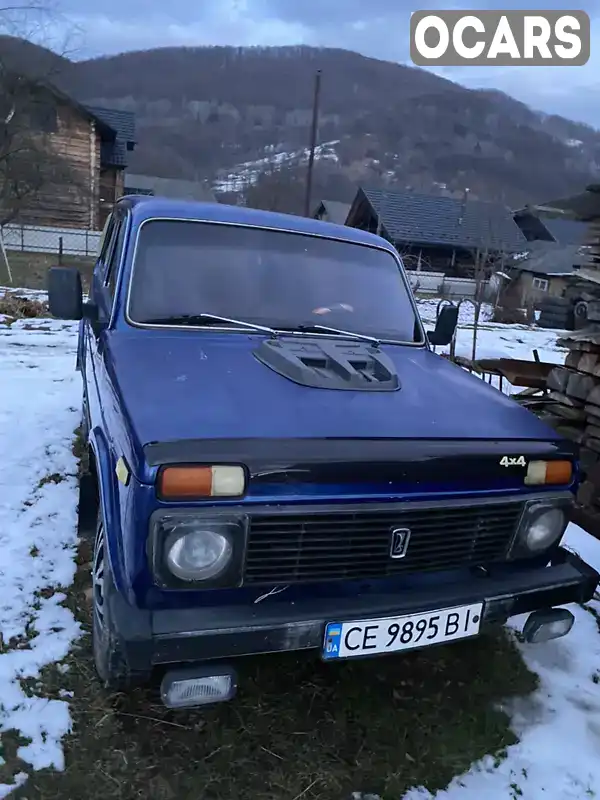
158 465 246 499
524 460 572 486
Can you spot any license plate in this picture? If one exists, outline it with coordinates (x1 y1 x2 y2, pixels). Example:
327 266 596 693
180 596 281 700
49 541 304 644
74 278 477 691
322 602 483 660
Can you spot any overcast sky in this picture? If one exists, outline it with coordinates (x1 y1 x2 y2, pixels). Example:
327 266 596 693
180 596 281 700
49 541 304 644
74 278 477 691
51 0 600 127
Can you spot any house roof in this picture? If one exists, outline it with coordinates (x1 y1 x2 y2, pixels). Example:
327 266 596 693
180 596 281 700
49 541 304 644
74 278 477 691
511 242 590 277
86 106 136 168
120 195 401 252
349 187 528 252
124 173 216 202
535 187 600 221
539 217 589 246
313 199 351 225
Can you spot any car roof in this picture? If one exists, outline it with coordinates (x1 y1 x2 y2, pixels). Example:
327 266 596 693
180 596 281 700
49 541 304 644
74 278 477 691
119 195 392 250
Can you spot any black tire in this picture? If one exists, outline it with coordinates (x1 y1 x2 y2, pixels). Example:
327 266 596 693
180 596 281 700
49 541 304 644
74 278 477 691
77 391 97 539
81 388 90 443
92 510 147 691
541 314 570 325
538 309 573 328
573 301 589 331
540 297 572 311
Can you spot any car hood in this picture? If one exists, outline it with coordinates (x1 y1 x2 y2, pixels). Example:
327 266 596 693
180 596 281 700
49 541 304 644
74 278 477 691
106 331 557 446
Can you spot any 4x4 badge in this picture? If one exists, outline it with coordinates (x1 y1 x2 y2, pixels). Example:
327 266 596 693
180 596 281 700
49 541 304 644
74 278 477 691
499 456 527 467
390 528 411 559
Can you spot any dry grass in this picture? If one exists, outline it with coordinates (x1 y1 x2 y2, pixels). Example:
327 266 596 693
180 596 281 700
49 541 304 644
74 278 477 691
13 590 537 800
0 289 49 323
6 549 538 800
0 251 95 292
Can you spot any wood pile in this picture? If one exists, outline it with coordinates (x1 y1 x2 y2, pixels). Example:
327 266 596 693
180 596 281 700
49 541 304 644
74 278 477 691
541 330 600 515
528 185 600 528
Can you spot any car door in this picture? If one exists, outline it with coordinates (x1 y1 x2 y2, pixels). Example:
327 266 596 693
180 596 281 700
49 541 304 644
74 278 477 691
86 209 127 437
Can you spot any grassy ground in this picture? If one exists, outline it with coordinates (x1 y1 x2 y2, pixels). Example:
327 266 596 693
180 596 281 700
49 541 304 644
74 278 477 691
0 251 95 292
12 586 537 800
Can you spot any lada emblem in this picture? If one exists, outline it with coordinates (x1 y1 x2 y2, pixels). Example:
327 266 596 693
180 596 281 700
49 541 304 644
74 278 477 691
390 527 411 559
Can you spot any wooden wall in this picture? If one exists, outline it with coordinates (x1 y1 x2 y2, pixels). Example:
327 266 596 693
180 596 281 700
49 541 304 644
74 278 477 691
98 167 124 228
18 100 99 230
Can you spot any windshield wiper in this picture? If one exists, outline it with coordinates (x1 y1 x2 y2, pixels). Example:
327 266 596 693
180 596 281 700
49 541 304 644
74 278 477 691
142 313 277 335
142 314 381 346
277 324 380 347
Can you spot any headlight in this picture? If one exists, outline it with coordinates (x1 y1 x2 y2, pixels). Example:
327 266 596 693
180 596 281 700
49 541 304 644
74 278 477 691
522 508 566 552
165 525 233 581
513 500 568 557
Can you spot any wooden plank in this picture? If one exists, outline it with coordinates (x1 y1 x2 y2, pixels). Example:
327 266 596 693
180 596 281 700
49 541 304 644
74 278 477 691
584 436 600 454
549 402 587 421
558 330 600 352
550 391 583 408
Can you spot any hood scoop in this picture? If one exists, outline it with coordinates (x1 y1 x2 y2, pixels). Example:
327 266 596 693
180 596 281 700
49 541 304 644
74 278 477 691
254 336 400 391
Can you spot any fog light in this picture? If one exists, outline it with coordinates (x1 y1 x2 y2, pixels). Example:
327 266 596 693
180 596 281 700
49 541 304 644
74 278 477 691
522 608 574 644
160 666 237 708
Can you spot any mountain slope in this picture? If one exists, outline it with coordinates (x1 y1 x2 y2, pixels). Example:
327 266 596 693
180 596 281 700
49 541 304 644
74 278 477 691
2 39 600 208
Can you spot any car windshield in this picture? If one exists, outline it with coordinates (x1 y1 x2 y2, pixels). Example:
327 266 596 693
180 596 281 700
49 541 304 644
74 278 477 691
127 220 422 343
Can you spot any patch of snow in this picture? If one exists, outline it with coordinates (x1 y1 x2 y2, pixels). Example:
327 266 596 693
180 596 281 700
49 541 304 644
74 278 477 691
566 138 584 148
402 526 600 800
416 299 494 327
0 316 82 797
213 140 340 193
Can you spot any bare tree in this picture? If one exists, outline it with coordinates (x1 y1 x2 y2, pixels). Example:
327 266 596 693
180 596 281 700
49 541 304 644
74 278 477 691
245 158 311 215
0 2 85 227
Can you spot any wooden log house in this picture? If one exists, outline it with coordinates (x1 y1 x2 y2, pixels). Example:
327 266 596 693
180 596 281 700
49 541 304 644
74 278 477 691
4 79 135 231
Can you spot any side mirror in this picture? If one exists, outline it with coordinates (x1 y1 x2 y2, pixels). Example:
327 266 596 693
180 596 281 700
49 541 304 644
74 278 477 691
427 305 459 346
48 266 83 320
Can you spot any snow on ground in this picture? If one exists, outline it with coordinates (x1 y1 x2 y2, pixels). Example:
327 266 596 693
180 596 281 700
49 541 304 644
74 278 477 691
212 140 340 193
0 315 82 798
404 523 600 800
415 297 570 398
2 293 600 798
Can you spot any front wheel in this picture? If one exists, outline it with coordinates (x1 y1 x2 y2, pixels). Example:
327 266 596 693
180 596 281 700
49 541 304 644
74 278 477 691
92 511 147 691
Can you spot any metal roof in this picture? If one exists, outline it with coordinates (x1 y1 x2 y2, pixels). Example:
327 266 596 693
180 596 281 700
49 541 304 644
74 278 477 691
313 199 351 225
86 106 136 168
511 242 590 276
538 217 589 246
352 187 528 252
125 173 216 202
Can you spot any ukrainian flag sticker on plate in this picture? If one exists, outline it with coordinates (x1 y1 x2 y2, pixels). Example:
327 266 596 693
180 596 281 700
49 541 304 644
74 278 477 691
323 622 342 659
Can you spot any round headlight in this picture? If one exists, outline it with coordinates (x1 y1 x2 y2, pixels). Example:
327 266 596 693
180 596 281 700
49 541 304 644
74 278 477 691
166 529 233 581
523 508 566 552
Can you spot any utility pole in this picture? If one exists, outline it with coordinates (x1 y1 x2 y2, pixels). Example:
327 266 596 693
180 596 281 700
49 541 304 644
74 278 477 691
303 69 322 217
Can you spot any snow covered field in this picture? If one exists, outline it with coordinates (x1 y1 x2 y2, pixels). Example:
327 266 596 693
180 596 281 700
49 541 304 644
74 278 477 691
1 294 600 798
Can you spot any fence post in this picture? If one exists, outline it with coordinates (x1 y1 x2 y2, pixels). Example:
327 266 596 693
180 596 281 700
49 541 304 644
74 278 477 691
58 237 63 265
85 230 89 256
20 226 24 251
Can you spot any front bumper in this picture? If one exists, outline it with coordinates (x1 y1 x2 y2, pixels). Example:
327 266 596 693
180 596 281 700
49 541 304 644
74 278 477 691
112 547 599 672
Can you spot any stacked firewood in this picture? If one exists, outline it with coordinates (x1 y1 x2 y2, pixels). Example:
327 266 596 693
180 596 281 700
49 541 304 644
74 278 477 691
542 330 600 512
